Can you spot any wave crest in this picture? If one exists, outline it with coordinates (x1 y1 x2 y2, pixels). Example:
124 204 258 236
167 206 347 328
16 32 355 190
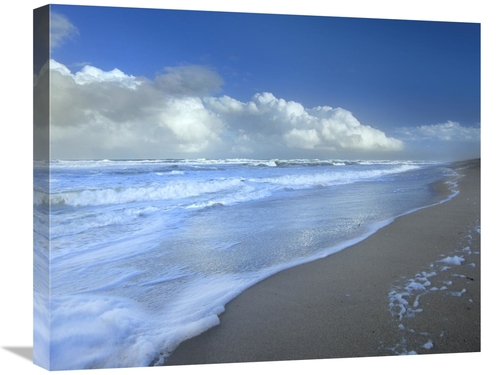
47 179 244 207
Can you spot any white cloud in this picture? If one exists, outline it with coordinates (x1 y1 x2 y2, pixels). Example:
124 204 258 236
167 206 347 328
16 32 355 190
284 129 321 149
50 12 79 51
396 121 480 142
49 60 141 89
48 59 71 76
206 92 403 153
74 65 140 89
313 106 404 151
157 97 225 150
40 60 405 159
251 93 314 125
42 60 226 158
390 121 480 161
204 95 259 114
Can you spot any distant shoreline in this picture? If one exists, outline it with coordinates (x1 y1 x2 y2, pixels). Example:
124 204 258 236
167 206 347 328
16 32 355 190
165 159 480 365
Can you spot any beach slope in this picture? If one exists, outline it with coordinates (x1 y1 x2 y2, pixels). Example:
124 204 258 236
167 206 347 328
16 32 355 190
166 159 480 365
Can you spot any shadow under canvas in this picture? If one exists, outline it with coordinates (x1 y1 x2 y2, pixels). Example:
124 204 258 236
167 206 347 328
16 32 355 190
2 346 33 362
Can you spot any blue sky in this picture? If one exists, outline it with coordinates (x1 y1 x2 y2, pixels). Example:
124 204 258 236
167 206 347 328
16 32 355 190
38 4 481 161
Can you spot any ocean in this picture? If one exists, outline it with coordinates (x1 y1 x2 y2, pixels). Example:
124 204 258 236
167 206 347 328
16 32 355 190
33 158 459 369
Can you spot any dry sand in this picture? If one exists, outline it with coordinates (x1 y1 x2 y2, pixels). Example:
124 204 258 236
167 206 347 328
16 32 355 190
165 159 480 366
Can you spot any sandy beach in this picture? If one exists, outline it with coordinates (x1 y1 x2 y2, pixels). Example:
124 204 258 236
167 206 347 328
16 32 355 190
165 159 480 366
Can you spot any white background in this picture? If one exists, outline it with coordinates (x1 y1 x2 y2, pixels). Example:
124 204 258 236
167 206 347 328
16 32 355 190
1 1 496 374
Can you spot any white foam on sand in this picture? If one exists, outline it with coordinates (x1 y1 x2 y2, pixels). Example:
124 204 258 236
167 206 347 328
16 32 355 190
438 255 465 266
383 220 479 355
422 340 434 350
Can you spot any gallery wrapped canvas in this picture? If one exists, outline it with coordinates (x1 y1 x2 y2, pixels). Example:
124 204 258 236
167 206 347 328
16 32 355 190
33 3 480 371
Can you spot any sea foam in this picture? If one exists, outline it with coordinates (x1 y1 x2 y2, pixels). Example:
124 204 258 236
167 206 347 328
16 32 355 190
34 158 457 369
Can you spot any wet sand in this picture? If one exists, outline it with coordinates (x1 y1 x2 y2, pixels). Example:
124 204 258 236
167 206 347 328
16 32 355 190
165 159 480 366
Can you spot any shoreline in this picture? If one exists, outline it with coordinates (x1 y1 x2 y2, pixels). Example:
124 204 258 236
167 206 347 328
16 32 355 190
164 159 480 366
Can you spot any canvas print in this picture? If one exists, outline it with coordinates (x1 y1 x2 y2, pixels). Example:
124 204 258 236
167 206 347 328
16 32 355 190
33 4 480 371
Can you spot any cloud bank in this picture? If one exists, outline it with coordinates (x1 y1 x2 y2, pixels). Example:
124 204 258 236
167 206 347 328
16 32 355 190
36 60 412 159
